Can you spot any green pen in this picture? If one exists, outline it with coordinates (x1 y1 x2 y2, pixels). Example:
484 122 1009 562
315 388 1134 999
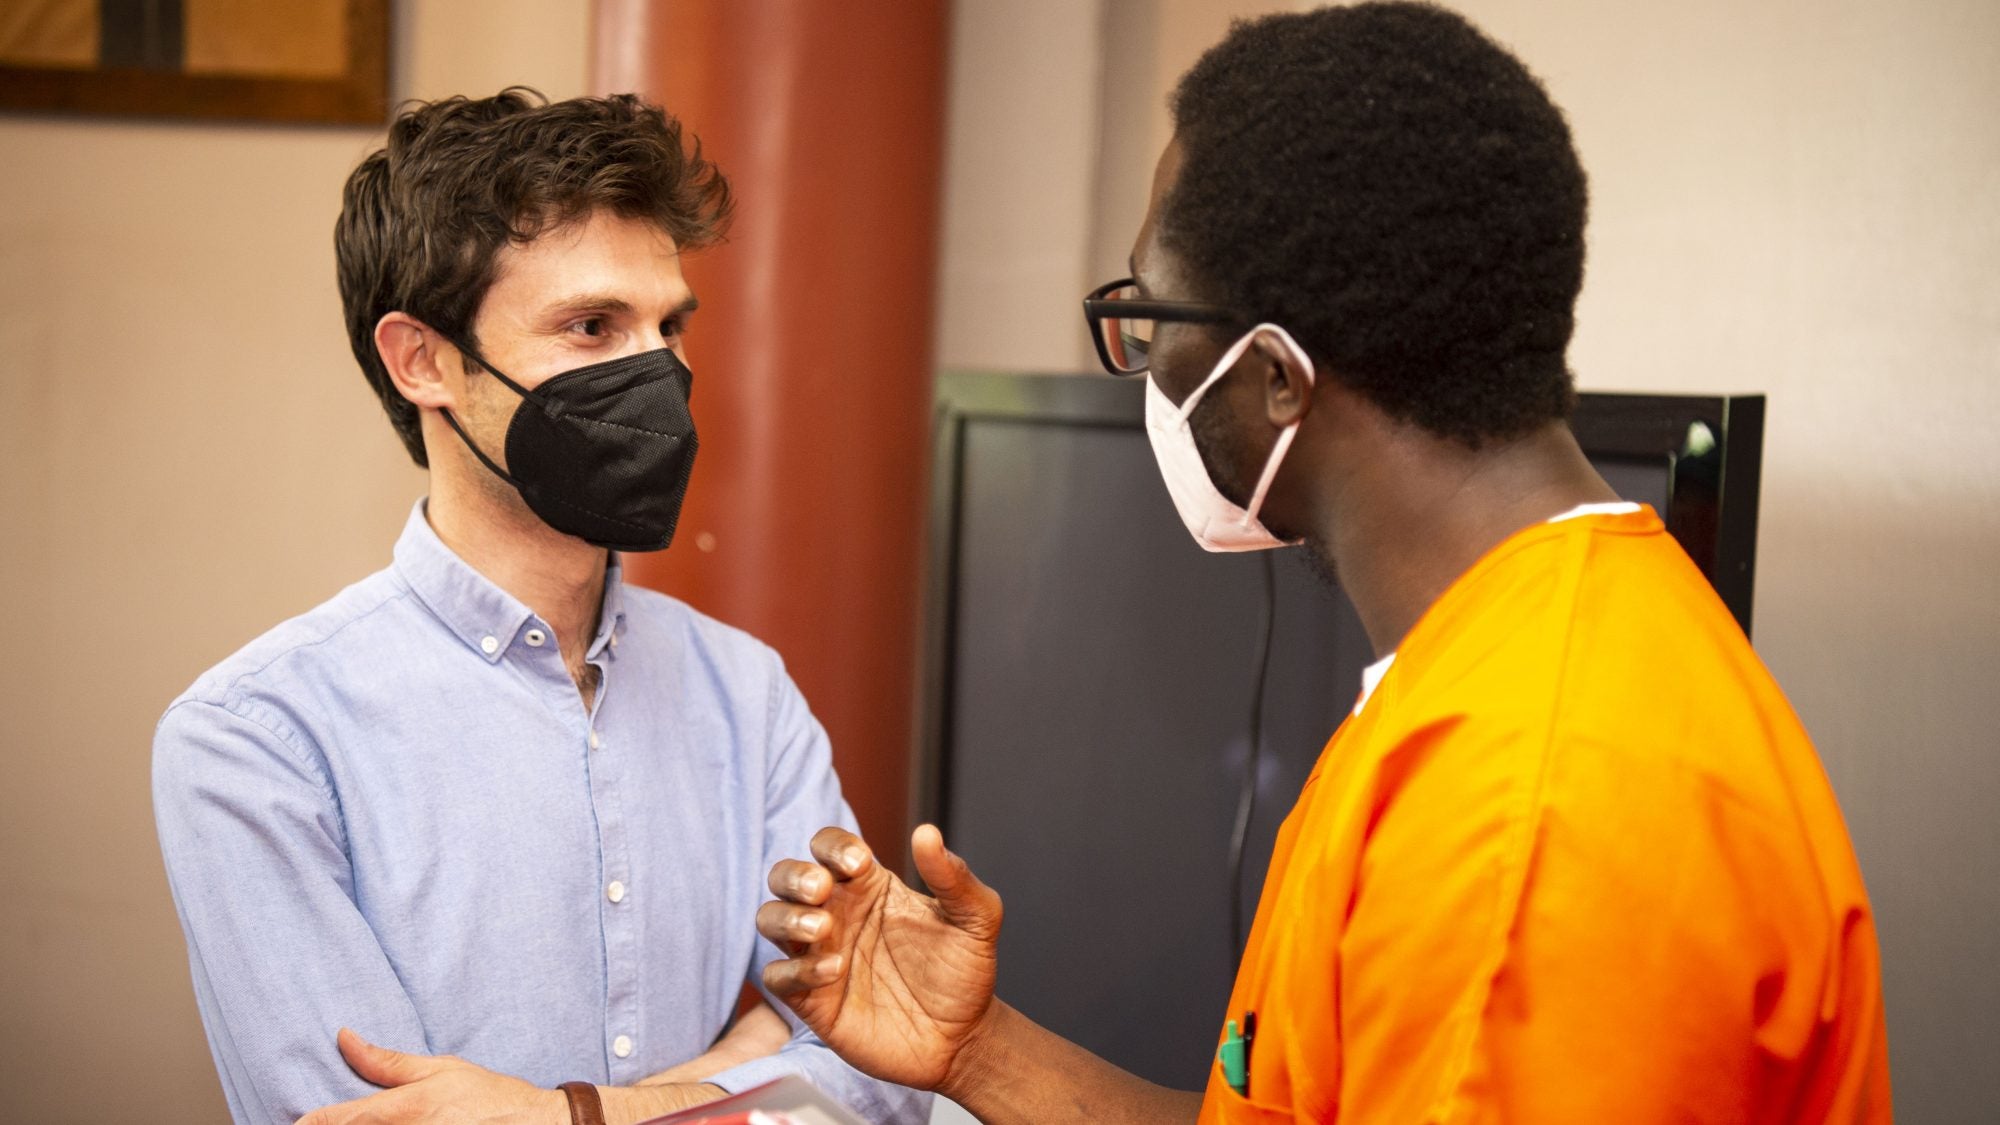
1218 1014 1255 1096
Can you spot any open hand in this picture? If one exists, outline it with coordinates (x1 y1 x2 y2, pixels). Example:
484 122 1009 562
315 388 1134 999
757 824 1003 1094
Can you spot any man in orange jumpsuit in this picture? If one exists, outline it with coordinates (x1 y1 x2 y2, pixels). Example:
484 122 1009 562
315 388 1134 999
751 4 1892 1121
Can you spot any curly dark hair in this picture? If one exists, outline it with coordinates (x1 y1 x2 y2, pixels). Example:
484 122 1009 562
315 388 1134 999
335 88 733 466
1163 2 1586 447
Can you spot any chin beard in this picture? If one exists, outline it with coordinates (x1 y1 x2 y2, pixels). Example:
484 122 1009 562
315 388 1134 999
1298 535 1341 592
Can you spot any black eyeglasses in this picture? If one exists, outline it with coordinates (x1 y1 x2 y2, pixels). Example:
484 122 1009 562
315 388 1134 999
1081 277 1245 376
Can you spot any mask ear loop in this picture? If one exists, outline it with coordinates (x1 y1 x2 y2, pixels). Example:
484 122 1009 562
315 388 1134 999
439 406 525 489
1232 325 1318 528
449 338 539 401
437 336 535 488
1174 327 1266 423
1241 423 1301 527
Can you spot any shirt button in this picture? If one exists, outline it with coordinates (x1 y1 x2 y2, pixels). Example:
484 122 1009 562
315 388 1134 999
612 1034 633 1059
524 628 547 647
479 635 499 655
589 730 602 751
606 880 626 903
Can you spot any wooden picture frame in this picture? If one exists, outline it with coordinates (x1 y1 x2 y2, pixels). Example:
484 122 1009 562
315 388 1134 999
0 0 388 125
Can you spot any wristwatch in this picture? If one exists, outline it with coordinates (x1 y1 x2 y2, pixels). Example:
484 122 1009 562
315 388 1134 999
559 1081 607 1125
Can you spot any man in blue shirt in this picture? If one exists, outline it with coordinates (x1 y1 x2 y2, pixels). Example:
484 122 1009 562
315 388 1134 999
152 90 927 1125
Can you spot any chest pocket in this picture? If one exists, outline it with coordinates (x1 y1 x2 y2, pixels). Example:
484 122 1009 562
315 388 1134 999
1202 1056 1306 1124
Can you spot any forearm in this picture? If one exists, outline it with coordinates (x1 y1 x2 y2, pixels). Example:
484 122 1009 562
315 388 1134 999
597 1082 727 1125
639 1001 792 1086
942 1001 1202 1125
643 993 926 1119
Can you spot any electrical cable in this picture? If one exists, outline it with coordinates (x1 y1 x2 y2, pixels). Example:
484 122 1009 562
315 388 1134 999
1228 551 1278 959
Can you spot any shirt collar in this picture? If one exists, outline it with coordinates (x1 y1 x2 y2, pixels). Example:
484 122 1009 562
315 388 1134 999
1547 500 1643 523
1354 652 1396 716
594 554 629 658
391 499 627 663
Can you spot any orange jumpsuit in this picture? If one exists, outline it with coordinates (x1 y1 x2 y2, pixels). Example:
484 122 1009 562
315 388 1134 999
1198 508 1891 1123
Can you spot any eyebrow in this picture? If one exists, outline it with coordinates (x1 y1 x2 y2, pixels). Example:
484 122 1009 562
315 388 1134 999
542 292 701 320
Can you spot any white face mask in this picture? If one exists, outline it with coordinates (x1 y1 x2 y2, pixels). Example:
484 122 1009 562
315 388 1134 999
1143 322 1316 553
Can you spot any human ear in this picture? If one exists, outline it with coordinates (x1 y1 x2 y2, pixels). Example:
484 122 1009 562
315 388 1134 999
1252 331 1315 430
374 312 457 411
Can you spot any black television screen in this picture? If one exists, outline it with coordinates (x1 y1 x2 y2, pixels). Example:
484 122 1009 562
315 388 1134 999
916 372 1763 1089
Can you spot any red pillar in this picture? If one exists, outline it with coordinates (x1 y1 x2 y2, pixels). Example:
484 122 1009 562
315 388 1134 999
592 1 947 872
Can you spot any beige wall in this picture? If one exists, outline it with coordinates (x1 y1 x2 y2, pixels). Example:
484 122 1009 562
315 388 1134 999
0 2 590 1120
936 0 1276 372
936 0 1999 1120
935 0 1104 371
1465 3 1999 1118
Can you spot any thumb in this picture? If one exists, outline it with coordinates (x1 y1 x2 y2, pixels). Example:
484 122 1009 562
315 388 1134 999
911 824 1002 940
338 1027 445 1087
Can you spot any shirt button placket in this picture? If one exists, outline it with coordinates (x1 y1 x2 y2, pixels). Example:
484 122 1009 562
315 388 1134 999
589 709 639 1080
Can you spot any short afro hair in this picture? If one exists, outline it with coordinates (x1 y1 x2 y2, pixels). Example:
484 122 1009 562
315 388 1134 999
336 88 732 466
1164 2 1587 447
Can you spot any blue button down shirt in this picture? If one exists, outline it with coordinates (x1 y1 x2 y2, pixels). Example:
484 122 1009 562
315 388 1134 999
153 502 927 1124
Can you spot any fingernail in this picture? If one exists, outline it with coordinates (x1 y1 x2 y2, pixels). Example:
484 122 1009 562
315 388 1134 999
840 848 865 871
801 914 824 938
817 953 842 976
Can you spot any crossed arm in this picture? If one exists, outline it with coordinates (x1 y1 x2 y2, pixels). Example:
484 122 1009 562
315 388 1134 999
296 1006 793 1125
153 699 783 1125
299 822 1203 1125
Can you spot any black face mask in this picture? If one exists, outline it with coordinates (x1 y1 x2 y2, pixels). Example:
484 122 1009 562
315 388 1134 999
440 343 699 553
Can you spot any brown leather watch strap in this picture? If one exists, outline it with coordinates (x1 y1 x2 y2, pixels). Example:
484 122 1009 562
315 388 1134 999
558 1081 607 1125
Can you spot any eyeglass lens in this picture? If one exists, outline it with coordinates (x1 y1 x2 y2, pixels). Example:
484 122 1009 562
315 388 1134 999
1098 283 1153 373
